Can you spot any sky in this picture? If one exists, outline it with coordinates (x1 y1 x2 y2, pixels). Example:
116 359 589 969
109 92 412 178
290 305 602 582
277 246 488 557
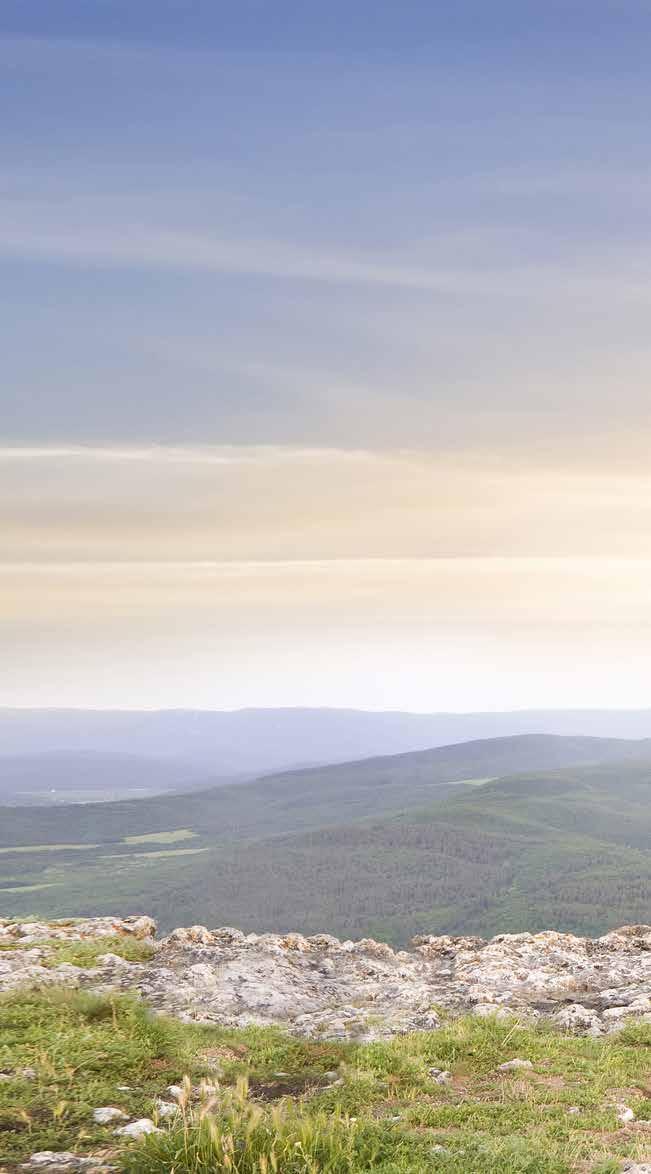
3 1 651 711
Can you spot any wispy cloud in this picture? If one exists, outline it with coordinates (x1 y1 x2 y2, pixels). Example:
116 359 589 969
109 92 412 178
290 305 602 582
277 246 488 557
5 444 651 572
0 219 477 292
3 208 651 307
0 444 377 465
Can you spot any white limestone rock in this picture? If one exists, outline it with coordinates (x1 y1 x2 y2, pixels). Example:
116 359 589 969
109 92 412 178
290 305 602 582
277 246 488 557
4 915 651 1042
20 1154 116 1172
616 1104 636 1124
114 1117 160 1138
154 1098 179 1118
91 1107 128 1124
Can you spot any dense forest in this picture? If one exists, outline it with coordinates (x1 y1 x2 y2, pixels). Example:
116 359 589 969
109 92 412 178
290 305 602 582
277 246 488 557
3 737 651 945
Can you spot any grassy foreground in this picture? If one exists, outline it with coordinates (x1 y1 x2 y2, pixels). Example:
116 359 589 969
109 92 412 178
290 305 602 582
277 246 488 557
1 987 651 1172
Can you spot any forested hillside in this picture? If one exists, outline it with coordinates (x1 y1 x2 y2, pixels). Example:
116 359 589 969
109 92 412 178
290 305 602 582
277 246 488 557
2 738 651 943
1 733 645 845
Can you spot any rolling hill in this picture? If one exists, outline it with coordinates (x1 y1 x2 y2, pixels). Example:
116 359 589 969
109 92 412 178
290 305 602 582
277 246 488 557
3 734 651 941
1 732 647 847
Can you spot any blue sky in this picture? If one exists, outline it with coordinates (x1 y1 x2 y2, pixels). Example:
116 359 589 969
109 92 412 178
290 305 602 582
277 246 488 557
4 0 651 448
4 3 651 709
2 2 640 54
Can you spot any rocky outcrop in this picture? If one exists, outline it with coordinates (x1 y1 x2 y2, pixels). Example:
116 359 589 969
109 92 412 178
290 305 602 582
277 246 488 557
2 916 651 1041
0 915 156 944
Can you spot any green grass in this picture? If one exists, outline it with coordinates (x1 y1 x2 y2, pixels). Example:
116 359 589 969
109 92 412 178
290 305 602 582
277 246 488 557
0 844 100 854
0 882 60 893
122 829 198 845
0 934 155 966
446 776 496 786
0 989 217 1166
100 848 208 860
42 935 157 968
2 989 651 1172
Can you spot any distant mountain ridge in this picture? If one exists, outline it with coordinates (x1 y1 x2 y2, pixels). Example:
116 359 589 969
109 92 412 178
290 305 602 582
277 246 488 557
6 706 651 780
0 751 212 805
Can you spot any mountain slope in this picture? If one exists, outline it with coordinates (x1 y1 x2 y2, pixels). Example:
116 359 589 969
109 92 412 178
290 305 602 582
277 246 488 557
1 732 647 846
75 758 651 943
3 736 651 940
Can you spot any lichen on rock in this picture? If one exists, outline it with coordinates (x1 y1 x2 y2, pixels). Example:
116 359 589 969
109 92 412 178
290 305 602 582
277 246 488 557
3 916 651 1041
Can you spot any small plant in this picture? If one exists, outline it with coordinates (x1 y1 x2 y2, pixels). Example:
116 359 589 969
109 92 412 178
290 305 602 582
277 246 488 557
40 935 156 968
124 1077 414 1174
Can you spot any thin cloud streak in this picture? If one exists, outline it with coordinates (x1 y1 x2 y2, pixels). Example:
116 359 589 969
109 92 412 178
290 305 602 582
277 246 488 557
3 215 651 307
6 446 651 570
5 556 651 573
0 223 510 294
0 444 377 465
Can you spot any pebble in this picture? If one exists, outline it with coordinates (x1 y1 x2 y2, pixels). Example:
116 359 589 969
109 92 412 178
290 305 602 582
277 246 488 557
154 1099 179 1118
114 1118 161 1138
91 1107 128 1125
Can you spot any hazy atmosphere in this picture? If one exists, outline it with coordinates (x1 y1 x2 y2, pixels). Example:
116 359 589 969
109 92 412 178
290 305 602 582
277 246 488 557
6 10 651 1171
4 1 651 709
